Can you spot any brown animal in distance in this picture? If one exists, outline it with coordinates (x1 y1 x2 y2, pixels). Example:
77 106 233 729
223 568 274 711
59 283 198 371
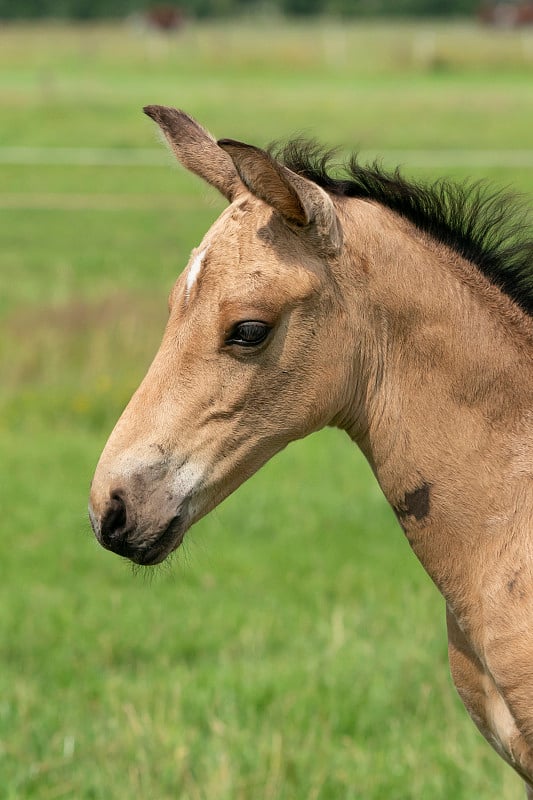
89 107 533 795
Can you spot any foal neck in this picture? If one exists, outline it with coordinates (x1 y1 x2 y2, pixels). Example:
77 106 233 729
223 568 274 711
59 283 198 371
335 198 533 612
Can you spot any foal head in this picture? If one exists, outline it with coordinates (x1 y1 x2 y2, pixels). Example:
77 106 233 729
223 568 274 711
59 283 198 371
89 108 351 565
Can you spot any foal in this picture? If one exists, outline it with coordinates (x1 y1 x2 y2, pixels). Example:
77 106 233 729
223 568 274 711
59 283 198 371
89 107 533 794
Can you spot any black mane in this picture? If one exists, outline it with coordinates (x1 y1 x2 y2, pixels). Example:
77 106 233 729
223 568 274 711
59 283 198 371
276 140 533 317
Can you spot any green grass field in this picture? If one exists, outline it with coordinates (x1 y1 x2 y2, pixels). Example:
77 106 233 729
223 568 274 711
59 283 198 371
1 19 532 799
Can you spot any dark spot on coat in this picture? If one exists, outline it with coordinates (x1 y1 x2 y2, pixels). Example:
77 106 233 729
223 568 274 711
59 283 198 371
394 482 432 522
507 568 526 598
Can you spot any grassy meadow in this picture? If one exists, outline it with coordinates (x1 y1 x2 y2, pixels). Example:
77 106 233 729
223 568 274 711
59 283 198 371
1 18 533 799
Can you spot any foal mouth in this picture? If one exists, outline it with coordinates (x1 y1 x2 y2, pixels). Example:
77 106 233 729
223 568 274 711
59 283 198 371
131 514 187 566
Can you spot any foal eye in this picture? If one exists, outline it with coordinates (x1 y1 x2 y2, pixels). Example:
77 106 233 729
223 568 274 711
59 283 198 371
226 321 271 348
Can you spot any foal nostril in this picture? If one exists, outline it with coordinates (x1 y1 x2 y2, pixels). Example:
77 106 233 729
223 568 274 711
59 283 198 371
100 491 129 547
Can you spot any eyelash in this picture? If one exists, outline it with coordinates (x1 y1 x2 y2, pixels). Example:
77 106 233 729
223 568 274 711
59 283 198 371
225 321 271 348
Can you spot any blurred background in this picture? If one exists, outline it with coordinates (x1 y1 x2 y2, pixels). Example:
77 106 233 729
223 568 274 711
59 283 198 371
1 1 532 798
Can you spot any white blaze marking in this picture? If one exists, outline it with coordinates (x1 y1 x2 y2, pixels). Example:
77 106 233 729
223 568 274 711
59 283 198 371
186 247 207 300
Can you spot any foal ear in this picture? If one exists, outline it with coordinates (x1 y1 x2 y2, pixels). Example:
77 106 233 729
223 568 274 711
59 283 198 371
217 139 342 253
143 106 243 202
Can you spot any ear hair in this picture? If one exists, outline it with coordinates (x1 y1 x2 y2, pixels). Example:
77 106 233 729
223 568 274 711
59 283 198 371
143 106 244 202
218 138 342 254
218 139 309 225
